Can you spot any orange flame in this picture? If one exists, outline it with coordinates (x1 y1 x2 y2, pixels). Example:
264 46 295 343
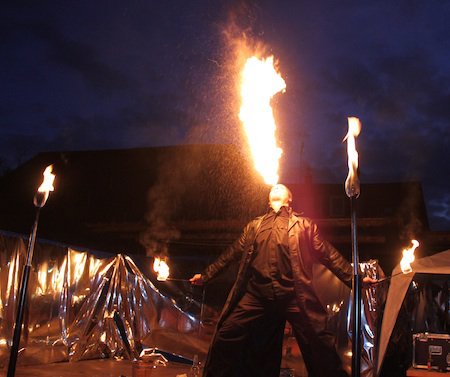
153 257 170 281
400 239 419 274
344 117 361 198
239 55 286 186
34 165 56 207
38 165 56 193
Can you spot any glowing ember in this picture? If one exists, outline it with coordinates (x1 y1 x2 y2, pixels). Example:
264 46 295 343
153 257 170 281
400 239 419 274
344 117 361 198
239 55 286 186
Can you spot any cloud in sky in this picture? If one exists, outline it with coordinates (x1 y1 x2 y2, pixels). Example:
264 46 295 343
28 22 135 94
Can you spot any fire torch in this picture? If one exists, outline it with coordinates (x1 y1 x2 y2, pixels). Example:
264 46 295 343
344 117 362 377
7 165 56 377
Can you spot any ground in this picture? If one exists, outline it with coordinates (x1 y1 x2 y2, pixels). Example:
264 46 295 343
0 359 192 377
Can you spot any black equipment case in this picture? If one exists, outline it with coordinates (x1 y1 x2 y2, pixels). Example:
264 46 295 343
412 333 450 372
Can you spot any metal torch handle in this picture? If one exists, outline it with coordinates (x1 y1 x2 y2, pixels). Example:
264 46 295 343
7 207 41 377
351 196 361 377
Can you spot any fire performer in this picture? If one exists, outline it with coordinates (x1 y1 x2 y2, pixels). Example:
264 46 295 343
190 184 376 377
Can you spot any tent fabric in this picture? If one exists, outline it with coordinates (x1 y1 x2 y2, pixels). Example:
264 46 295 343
376 249 450 375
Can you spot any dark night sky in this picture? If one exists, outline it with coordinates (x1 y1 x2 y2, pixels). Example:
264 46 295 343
1 1 449 230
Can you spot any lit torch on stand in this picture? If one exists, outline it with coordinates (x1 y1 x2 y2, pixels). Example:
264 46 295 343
376 240 419 283
153 256 190 282
7 165 56 377
344 117 362 377
153 257 206 335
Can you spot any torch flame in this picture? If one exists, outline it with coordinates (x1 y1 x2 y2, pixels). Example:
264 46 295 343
153 257 170 281
400 239 419 274
34 165 56 208
38 165 56 193
239 56 286 186
344 117 361 198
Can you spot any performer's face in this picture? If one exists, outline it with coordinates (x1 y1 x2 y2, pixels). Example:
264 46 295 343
269 184 291 206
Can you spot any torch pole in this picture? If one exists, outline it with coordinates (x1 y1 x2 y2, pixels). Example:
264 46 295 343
344 116 362 377
7 207 41 377
350 196 361 377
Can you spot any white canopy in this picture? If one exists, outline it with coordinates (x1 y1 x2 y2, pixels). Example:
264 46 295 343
376 249 450 375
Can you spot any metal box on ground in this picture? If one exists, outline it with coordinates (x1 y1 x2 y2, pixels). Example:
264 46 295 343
412 333 450 372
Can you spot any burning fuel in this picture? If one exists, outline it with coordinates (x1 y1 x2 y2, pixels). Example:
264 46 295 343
153 257 170 281
37 165 55 193
34 165 56 208
239 55 286 186
344 117 361 198
400 239 419 274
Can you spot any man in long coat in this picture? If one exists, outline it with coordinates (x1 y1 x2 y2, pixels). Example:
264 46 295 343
191 184 373 377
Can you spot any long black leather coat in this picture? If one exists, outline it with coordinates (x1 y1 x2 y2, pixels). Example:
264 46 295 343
202 211 353 352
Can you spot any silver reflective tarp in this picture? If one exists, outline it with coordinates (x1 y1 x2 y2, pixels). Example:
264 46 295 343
0 231 384 376
0 232 206 367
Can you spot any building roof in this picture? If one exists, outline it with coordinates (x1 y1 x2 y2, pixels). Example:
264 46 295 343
0 144 446 274
0 144 267 254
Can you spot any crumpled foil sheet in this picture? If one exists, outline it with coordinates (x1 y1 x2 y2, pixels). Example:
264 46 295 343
303 260 385 377
0 231 385 377
0 231 206 368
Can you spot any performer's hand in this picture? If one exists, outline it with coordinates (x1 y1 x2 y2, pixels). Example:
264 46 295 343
362 276 378 285
189 273 204 285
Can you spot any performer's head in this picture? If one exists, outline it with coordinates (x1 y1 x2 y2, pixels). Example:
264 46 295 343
269 184 292 210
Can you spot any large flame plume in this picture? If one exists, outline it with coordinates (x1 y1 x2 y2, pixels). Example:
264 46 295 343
400 239 419 274
239 55 286 186
153 257 170 281
344 117 361 198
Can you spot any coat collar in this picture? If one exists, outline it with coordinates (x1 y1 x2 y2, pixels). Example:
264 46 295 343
261 206 301 231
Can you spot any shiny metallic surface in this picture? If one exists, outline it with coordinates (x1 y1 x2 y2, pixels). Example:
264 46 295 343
0 232 384 377
0 232 206 368
310 260 385 377
356 261 385 377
